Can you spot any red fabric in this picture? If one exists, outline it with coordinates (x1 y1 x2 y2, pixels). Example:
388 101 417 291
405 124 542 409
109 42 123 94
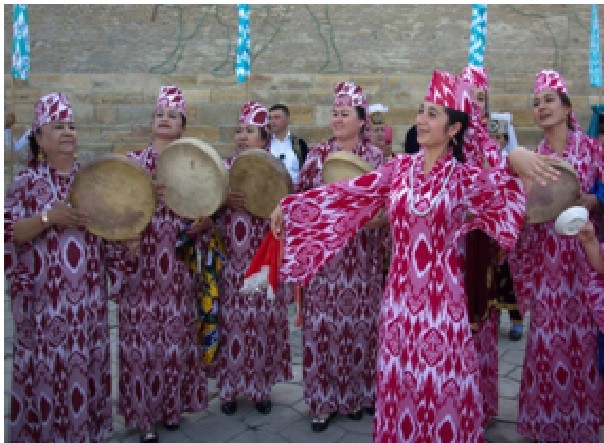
242 230 282 299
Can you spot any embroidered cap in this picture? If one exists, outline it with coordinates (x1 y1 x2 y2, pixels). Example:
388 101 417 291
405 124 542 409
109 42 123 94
333 81 367 107
32 92 74 131
333 81 372 143
424 70 472 114
460 65 489 90
156 84 187 117
534 69 568 95
238 101 269 130
533 69 579 130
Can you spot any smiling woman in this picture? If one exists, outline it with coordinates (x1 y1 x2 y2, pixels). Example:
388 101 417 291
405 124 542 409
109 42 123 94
117 85 209 443
507 69 604 443
5 92 126 442
275 81 387 433
211 101 293 419
270 70 559 442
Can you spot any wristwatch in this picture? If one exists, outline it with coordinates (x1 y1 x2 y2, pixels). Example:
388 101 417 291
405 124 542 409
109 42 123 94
41 210 49 225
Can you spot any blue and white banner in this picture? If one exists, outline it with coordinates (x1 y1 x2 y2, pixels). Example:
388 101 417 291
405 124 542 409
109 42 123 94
590 4 602 88
468 4 487 67
236 4 250 84
12 4 30 80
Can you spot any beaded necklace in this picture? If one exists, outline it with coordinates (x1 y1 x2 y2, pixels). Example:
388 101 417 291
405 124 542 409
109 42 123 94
408 156 457 216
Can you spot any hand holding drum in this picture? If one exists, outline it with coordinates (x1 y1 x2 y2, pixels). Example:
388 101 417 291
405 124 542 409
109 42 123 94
68 154 156 240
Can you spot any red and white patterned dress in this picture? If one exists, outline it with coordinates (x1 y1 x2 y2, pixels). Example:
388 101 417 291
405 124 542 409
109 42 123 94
213 153 293 403
463 123 504 421
295 138 386 415
279 151 525 442
508 131 604 443
117 146 208 431
4 162 125 443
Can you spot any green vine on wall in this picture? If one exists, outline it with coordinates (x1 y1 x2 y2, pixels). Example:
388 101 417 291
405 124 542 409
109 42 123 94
148 4 343 75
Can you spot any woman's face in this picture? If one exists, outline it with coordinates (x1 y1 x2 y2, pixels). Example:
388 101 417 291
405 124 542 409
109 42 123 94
331 106 363 143
35 120 78 158
372 124 386 147
471 86 487 117
415 101 458 150
235 123 264 151
533 89 569 130
152 107 183 139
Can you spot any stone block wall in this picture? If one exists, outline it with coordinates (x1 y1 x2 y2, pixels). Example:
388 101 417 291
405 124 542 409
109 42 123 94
3 4 603 174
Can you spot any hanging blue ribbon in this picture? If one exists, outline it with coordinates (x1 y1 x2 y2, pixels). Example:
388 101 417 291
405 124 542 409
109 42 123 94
235 4 250 84
12 4 30 81
590 5 602 88
468 4 488 67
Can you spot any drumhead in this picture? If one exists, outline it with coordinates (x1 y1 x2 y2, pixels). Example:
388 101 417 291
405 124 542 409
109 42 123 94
69 154 155 240
322 150 374 184
229 148 293 218
525 158 581 224
156 137 229 219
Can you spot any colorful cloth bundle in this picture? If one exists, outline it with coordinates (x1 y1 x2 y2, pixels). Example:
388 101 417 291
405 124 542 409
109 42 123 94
176 225 226 365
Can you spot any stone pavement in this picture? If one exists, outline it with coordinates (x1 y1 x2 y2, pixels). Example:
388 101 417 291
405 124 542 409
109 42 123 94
4 291 603 442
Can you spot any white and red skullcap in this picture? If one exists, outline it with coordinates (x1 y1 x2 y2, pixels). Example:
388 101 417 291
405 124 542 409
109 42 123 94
460 65 489 90
238 101 269 130
534 69 568 95
332 81 373 144
32 92 74 131
424 70 473 114
333 81 367 107
156 84 187 117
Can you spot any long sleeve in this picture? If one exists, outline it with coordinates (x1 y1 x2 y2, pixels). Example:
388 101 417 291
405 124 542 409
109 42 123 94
280 161 394 286
457 164 526 252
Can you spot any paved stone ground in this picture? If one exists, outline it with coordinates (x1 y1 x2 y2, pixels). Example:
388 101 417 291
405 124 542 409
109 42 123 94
3 288 603 442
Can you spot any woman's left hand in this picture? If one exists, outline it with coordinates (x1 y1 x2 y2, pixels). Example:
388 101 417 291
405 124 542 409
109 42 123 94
508 146 560 186
186 216 213 235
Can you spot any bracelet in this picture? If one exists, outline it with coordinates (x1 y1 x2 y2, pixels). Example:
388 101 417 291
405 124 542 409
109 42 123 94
41 210 49 225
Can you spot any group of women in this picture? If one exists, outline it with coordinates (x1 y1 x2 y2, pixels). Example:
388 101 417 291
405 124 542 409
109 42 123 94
4 66 604 443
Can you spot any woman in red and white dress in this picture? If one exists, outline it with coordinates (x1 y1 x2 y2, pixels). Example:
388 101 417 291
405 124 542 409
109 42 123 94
119 86 209 443
458 65 502 423
291 82 387 432
507 70 604 443
213 102 293 417
271 70 556 442
5 93 125 442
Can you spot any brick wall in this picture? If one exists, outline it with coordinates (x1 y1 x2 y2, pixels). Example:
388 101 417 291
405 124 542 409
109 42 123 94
4 5 603 172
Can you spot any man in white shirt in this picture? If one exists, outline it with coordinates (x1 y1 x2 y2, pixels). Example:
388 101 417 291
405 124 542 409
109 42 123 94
268 104 308 184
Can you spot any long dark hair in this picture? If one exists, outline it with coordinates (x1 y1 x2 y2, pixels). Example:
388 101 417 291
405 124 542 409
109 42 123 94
443 107 469 163
29 128 42 166
355 106 366 136
556 90 574 130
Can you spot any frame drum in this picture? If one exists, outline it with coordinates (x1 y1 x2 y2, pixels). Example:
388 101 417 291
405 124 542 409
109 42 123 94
229 148 293 219
69 154 155 240
322 150 374 184
525 158 581 224
156 137 229 219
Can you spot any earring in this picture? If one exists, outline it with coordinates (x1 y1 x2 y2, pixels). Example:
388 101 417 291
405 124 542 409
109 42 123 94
38 150 45 162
